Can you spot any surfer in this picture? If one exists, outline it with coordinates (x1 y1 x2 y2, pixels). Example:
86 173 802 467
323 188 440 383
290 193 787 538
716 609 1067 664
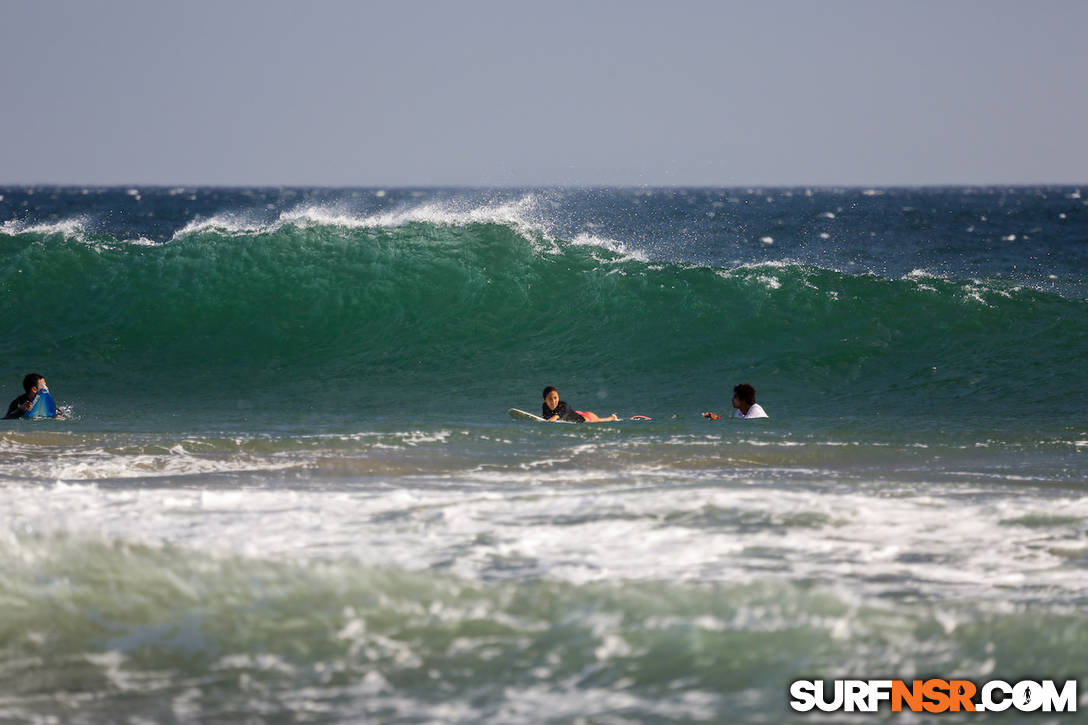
703 383 768 420
542 386 618 423
4 373 59 419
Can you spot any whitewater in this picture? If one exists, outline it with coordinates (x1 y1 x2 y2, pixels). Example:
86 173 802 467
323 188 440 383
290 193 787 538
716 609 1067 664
2 186 1086 723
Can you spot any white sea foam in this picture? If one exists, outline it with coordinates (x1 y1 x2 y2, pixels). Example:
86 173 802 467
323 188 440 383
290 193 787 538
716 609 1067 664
904 268 948 280
569 233 648 263
0 216 90 239
169 195 551 245
173 212 267 238
6 448 303 481
725 259 804 272
164 195 666 264
120 236 162 247
0 215 171 252
3 463 1086 604
278 196 542 233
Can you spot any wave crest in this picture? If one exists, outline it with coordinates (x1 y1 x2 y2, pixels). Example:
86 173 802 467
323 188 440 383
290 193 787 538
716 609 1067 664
172 195 550 240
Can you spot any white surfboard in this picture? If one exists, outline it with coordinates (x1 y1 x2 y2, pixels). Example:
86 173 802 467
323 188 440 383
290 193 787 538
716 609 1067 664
508 408 652 423
508 407 581 423
508 407 550 422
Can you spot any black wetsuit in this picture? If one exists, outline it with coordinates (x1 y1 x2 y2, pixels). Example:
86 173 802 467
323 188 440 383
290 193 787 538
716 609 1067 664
4 394 31 420
543 400 585 423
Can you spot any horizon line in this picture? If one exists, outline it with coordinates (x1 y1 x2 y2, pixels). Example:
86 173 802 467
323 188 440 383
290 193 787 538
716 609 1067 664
2 180 1086 190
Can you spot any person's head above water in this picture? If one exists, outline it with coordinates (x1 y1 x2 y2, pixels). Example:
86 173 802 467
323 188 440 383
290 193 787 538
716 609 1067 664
542 386 559 411
732 383 756 413
23 373 45 394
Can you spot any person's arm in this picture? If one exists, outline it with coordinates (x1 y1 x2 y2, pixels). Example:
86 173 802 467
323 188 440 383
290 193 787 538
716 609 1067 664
5 396 30 419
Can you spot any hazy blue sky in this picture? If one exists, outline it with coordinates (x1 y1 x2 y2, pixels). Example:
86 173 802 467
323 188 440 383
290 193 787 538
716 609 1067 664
2 0 1085 186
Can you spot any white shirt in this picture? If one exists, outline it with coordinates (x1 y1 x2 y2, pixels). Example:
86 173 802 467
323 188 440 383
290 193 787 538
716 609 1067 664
734 403 768 419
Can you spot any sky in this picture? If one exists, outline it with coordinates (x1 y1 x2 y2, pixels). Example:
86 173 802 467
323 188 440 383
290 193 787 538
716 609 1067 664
1 0 1086 187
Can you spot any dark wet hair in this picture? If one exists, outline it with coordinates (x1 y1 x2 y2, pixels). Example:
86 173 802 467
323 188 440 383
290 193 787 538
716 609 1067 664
23 373 44 393
542 386 558 398
733 383 756 406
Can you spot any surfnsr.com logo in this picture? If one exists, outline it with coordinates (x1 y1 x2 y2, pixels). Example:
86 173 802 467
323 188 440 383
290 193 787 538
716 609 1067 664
790 679 1078 713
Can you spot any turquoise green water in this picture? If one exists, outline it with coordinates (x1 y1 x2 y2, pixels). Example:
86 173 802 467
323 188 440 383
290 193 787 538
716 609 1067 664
3 201 1084 427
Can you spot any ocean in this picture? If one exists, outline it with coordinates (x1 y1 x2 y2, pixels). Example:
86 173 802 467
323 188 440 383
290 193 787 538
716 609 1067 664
1 186 1086 723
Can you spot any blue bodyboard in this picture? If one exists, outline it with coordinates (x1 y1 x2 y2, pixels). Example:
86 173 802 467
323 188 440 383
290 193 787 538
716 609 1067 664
25 390 58 418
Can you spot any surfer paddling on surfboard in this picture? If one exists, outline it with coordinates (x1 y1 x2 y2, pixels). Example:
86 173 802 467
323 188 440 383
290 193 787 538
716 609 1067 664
542 386 618 423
